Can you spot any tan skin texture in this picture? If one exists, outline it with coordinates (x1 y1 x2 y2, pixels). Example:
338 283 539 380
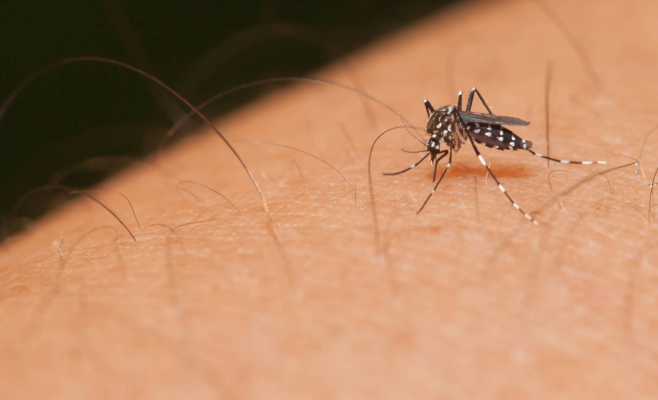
2 0 658 398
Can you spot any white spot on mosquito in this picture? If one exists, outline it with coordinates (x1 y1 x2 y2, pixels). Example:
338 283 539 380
478 155 486 166
487 126 492 131
498 184 506 193
513 203 520 210
525 214 533 221
581 161 593 165
474 129 481 133
512 135 516 141
560 160 570 164
599 161 607 164
458 91 462 96
447 125 452 132
475 123 480 127
510 142 515 147
485 132 492 137
533 220 539 226
498 137 504 142
471 87 476 92
535 153 544 157
432 134 437 138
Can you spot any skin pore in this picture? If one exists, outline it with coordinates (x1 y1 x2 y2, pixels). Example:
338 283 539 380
2 0 658 398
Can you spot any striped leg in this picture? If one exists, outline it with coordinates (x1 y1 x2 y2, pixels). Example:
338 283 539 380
526 149 606 165
417 149 452 214
383 152 431 176
468 136 539 225
423 99 435 118
466 87 494 114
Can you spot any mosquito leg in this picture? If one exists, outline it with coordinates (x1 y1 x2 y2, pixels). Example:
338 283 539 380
457 90 463 111
418 149 452 213
463 130 538 224
432 151 448 182
383 152 431 176
432 156 440 182
424 99 435 118
466 87 494 114
526 149 606 165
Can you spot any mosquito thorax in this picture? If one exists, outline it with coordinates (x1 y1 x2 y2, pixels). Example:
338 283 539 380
426 105 464 152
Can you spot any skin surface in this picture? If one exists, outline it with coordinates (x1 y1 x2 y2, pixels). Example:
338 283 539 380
2 0 658 398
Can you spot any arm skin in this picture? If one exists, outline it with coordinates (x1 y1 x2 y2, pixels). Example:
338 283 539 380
2 0 658 398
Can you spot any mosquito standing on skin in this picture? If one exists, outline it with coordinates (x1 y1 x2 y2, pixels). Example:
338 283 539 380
385 87 606 225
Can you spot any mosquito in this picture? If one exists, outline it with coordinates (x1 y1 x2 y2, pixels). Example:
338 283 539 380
384 87 606 225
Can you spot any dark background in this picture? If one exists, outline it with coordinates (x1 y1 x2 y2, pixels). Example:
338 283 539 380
0 0 455 239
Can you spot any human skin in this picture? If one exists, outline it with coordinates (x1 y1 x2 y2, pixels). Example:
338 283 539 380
2 0 658 398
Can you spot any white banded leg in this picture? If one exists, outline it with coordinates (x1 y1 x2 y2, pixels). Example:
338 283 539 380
527 149 606 165
423 99 435 118
466 87 494 114
417 149 452 214
383 152 431 176
469 138 539 225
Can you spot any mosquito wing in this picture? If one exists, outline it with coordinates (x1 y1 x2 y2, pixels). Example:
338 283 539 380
458 111 530 126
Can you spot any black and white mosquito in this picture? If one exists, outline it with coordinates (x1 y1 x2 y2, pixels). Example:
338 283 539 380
385 87 606 225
